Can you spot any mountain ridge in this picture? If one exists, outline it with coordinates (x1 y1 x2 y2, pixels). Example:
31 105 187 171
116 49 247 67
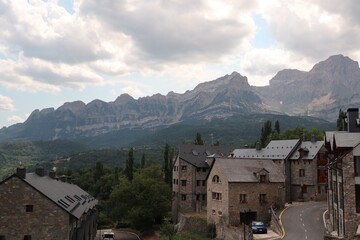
1 54 359 142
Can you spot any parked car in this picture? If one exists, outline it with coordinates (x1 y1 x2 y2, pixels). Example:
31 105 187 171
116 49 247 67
251 221 267 234
102 231 115 240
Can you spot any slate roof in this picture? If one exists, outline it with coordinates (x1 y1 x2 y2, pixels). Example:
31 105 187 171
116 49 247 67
289 141 324 160
11 173 97 219
325 131 360 151
178 144 234 168
214 158 285 183
231 139 301 160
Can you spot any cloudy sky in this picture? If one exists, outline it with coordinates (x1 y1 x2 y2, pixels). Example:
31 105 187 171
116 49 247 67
1 0 360 127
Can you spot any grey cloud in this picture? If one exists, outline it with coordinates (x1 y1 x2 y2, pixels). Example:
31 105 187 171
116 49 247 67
80 0 256 63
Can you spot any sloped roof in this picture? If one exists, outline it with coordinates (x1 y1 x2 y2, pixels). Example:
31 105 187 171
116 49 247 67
325 131 360 151
231 139 300 160
214 158 285 183
289 141 324 160
18 173 97 219
178 144 234 168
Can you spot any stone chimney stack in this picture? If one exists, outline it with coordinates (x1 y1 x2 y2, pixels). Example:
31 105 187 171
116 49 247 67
346 108 360 133
256 142 262 151
16 166 26 179
49 171 56 179
35 167 45 177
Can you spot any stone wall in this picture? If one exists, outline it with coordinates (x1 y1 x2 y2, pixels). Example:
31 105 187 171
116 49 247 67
228 182 285 224
0 175 70 239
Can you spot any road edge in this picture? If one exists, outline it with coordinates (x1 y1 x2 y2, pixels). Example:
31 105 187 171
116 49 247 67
279 205 292 239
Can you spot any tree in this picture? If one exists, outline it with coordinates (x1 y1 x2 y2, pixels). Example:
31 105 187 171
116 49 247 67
160 218 177 240
125 148 134 181
213 140 220 146
164 144 173 186
337 109 346 131
260 120 272 147
194 132 204 145
110 164 172 229
275 120 280 134
141 153 146 168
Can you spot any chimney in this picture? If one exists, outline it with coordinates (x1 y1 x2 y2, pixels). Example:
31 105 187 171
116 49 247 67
256 142 261 151
16 166 26 179
346 108 360 132
59 175 67 182
35 167 45 177
310 135 317 143
49 171 56 179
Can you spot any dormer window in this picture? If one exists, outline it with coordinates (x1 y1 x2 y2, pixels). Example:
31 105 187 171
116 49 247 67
212 175 220 183
298 147 309 158
260 174 266 183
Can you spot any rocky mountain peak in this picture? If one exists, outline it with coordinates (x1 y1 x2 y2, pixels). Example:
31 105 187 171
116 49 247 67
58 101 86 113
310 54 359 74
269 69 307 85
114 94 135 105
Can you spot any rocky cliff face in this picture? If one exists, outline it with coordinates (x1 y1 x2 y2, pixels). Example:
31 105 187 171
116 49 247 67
254 54 360 119
1 54 358 142
0 72 266 140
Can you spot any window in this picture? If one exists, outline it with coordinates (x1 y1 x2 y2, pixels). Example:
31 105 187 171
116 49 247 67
260 175 266 183
202 168 207 172
181 194 186 201
25 205 33 212
196 194 200 201
197 167 201 172
176 179 178 185
197 180 201 186
212 175 220 183
181 165 187 171
302 185 307 194
259 194 267 205
354 156 360 176
173 166 177 171
202 194 206 201
24 236 31 240
202 180 206 186
299 169 305 177
240 194 247 203
0 236 5 240
212 209 216 215
356 185 360 213
218 211 223 216
212 192 222 200
173 179 176 184
181 180 187 186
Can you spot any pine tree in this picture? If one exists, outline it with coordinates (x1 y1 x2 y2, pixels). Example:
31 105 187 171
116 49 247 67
275 120 280 134
141 153 146 168
260 120 272 147
125 147 134 181
337 109 346 131
163 144 173 185
194 132 204 145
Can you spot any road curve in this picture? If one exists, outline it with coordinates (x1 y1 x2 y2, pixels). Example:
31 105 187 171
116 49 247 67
282 201 327 240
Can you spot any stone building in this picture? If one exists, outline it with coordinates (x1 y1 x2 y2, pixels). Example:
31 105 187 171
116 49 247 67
207 158 285 229
172 145 234 219
232 139 325 202
289 140 327 201
0 167 98 240
325 108 360 239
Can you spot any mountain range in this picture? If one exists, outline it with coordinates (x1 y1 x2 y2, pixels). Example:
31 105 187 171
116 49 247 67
1 54 358 143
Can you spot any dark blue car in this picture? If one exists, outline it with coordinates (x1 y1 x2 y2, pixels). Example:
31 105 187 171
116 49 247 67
251 221 267 234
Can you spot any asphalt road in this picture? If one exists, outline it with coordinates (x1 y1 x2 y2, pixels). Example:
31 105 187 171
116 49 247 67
282 201 327 240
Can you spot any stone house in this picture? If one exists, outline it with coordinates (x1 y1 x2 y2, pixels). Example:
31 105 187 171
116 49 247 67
0 167 98 240
172 145 234 219
289 140 327 201
231 139 325 202
207 158 285 229
325 108 360 239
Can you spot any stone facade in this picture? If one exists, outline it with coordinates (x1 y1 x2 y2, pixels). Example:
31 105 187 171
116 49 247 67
0 173 97 240
0 176 70 239
207 158 285 228
290 159 317 201
172 157 208 217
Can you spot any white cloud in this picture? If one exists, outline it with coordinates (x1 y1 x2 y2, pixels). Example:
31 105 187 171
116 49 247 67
240 48 313 85
260 0 360 60
0 94 14 111
7 115 24 124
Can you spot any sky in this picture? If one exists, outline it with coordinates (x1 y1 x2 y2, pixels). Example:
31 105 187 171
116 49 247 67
1 0 360 127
